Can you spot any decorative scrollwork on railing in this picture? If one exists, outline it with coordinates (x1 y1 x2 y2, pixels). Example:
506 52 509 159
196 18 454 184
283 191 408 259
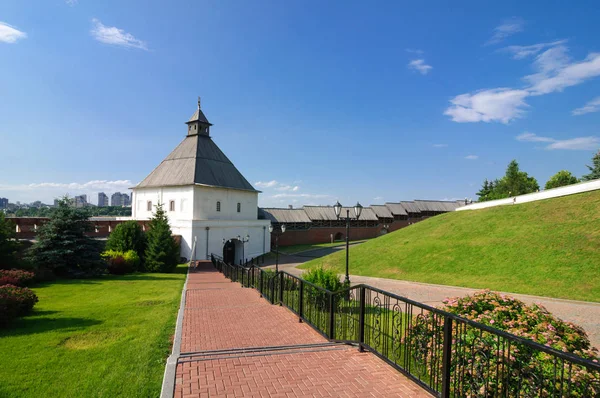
392 303 403 362
371 294 383 349
467 335 491 397
411 313 430 377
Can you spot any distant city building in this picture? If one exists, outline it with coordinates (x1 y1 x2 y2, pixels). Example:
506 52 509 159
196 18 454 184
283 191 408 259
98 192 109 207
0 198 8 209
111 192 130 207
74 194 87 208
31 201 43 208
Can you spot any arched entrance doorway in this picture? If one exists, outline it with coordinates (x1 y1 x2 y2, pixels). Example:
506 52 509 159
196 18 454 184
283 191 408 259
334 232 344 241
223 240 236 264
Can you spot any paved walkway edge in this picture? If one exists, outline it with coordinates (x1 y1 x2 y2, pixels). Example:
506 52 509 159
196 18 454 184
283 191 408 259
160 265 189 398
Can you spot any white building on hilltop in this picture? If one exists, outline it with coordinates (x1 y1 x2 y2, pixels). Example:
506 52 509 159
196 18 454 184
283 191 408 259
131 99 270 264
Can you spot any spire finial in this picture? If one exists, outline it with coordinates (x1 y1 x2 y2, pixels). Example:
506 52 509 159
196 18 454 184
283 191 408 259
197 96 201 110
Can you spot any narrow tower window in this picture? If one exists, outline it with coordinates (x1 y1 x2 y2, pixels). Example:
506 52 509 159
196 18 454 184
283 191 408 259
169 200 175 212
216 201 221 212
147 201 152 211
237 203 241 213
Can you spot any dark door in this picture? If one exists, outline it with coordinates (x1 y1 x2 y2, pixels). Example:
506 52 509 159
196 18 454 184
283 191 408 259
223 240 235 265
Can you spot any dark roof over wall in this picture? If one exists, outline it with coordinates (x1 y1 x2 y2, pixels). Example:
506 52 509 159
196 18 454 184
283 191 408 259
383 202 408 216
135 135 257 191
414 200 462 212
370 205 394 218
259 208 312 223
303 206 379 221
399 201 421 214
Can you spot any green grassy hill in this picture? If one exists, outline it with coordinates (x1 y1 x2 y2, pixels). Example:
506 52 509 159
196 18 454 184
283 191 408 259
300 191 600 302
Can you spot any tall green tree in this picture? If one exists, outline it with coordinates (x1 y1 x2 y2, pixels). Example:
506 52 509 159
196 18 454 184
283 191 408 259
545 170 579 190
144 203 179 273
105 220 146 263
582 150 600 181
27 197 102 277
0 212 19 269
476 160 539 201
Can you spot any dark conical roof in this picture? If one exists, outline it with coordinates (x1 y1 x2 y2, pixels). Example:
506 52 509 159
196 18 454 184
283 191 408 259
187 108 212 125
135 126 256 191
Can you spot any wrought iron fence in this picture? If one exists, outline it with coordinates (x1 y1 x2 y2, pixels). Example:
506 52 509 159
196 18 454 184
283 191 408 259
209 254 600 397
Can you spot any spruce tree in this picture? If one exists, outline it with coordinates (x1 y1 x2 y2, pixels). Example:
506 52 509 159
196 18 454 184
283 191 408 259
545 170 579 189
0 212 19 269
27 197 102 277
582 150 600 181
144 203 179 273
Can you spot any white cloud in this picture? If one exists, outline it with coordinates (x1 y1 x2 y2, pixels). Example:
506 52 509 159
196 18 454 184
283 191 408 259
572 97 600 116
486 17 524 45
527 50 600 95
275 184 301 192
408 59 432 75
516 132 554 143
65 0 78 5
445 41 600 123
433 143 448 148
502 40 567 59
464 155 479 160
271 193 332 199
0 22 27 44
373 196 383 201
444 88 529 123
254 180 278 188
90 18 148 50
406 48 424 55
516 132 600 150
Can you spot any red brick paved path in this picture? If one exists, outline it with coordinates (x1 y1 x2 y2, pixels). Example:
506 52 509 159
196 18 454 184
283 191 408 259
174 263 431 397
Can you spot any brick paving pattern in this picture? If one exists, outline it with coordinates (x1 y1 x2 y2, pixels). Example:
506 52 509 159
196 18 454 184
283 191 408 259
174 263 431 397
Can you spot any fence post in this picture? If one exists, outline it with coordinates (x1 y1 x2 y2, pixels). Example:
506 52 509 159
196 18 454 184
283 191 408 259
279 272 284 305
328 293 335 340
358 286 365 352
270 276 275 304
441 317 453 398
298 279 304 323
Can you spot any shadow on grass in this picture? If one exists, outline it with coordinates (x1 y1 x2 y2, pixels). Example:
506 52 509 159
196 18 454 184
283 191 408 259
0 316 103 337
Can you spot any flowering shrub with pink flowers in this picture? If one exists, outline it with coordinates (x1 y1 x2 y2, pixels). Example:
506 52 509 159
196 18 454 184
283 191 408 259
408 290 600 397
0 284 38 325
0 269 36 287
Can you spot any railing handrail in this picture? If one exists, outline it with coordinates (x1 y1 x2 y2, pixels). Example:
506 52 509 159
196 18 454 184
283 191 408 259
210 254 600 373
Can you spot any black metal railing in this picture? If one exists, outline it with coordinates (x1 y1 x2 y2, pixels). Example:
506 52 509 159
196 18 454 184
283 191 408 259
209 254 600 397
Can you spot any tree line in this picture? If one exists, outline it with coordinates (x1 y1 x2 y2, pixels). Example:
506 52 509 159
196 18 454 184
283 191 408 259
477 150 600 202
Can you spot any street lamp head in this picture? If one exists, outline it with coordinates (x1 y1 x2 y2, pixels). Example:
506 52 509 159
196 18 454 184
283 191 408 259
237 235 241 241
333 201 342 219
281 224 286 233
245 234 250 242
268 224 274 233
354 202 363 219
222 238 226 245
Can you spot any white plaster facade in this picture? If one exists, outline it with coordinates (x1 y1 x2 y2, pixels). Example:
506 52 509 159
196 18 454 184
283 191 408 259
131 101 270 263
132 185 270 263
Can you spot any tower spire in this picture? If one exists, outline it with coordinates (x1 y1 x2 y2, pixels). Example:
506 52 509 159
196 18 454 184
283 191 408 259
197 96 201 110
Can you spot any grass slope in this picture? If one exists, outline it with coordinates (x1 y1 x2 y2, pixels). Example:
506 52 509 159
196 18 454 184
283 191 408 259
0 266 186 397
278 240 367 255
300 191 600 302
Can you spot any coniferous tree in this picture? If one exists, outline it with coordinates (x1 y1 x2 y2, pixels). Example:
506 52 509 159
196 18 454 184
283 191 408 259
105 220 146 265
545 170 579 189
0 212 19 269
144 203 179 273
582 150 600 181
476 160 539 201
27 197 102 277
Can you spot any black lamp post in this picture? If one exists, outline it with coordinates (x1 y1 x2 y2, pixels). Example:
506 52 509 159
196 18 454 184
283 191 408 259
237 234 250 265
269 224 286 272
333 201 363 285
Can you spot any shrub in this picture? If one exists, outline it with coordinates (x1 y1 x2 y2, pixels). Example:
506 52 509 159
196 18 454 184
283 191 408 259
0 212 19 269
101 250 140 275
302 267 342 292
408 290 600 397
0 284 38 325
105 221 146 262
0 269 36 287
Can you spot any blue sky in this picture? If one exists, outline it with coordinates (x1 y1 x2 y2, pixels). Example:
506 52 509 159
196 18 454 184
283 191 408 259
1 0 600 207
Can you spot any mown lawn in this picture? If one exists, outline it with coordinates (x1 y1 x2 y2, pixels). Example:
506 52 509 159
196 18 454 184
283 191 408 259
300 191 600 302
0 265 187 398
278 240 368 255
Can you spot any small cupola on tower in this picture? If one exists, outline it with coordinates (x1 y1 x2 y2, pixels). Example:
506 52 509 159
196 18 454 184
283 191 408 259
186 97 213 136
